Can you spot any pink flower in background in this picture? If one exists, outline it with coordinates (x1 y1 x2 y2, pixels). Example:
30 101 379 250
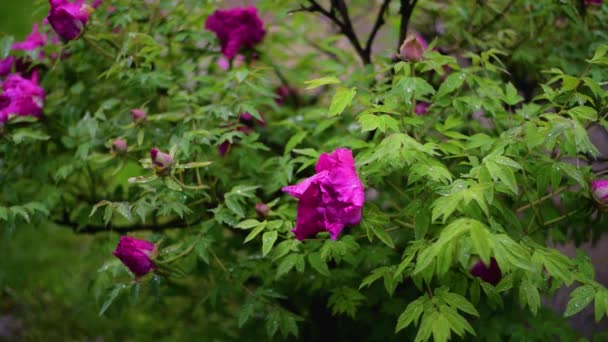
275 85 296 106
113 236 156 277
399 34 427 62
585 0 603 6
470 258 502 285
205 6 266 59
150 147 173 170
216 54 246 70
47 0 91 41
592 180 608 204
131 108 147 122
282 148 365 240
91 0 103 8
0 72 45 122
415 102 430 115
12 24 47 52
255 203 270 217
219 112 265 156
112 138 127 153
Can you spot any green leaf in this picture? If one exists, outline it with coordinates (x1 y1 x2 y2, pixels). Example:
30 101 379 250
358 114 399 133
236 219 262 229
308 252 330 276
519 280 540 316
284 131 308 154
304 76 341 89
564 285 596 317
595 290 608 322
262 231 278 256
485 161 518 195
469 224 493 264
567 106 597 122
328 87 357 116
441 292 479 317
99 284 125 316
435 72 466 99
244 221 267 243
396 297 425 332
11 129 50 144
369 225 395 248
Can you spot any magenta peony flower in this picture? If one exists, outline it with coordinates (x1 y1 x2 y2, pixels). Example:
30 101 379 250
205 6 266 59
131 108 147 122
470 258 502 285
47 0 91 41
0 57 14 77
415 102 430 116
113 236 155 277
91 0 103 8
399 34 427 62
12 24 47 52
0 72 45 122
111 138 127 153
150 147 173 172
282 148 365 240
592 180 608 204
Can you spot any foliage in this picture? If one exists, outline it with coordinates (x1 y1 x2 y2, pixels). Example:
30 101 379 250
1 0 608 340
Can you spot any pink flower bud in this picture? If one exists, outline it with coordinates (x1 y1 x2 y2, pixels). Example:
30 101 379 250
113 236 155 277
131 108 147 122
592 180 608 205
255 203 270 217
415 102 430 116
399 34 427 62
111 138 127 153
470 258 502 285
47 0 91 41
150 147 173 173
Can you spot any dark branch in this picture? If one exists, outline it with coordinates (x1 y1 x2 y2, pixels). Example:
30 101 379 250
298 0 370 65
471 0 515 36
364 0 391 56
398 0 418 50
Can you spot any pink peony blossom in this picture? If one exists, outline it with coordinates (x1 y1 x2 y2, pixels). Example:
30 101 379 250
592 180 608 203
150 147 173 170
275 85 296 106
399 34 427 62
205 6 266 59
282 148 365 240
0 72 45 123
47 0 91 41
470 258 502 285
255 203 270 217
113 236 155 277
12 24 47 52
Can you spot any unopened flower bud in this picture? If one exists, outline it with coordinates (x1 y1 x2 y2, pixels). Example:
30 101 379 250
113 236 156 277
470 257 502 285
255 203 270 217
111 138 127 153
399 34 427 62
150 147 173 174
131 108 147 123
47 0 91 41
592 180 608 207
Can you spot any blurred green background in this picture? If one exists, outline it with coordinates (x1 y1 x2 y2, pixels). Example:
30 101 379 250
0 0 47 38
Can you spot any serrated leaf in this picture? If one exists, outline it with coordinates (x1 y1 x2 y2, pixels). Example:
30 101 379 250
441 292 479 317
328 87 357 116
358 114 399 133
396 297 425 332
519 280 540 316
99 284 125 316
370 225 395 248
236 219 261 229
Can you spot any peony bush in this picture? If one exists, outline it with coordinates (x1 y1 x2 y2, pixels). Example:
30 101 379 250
1 0 608 340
